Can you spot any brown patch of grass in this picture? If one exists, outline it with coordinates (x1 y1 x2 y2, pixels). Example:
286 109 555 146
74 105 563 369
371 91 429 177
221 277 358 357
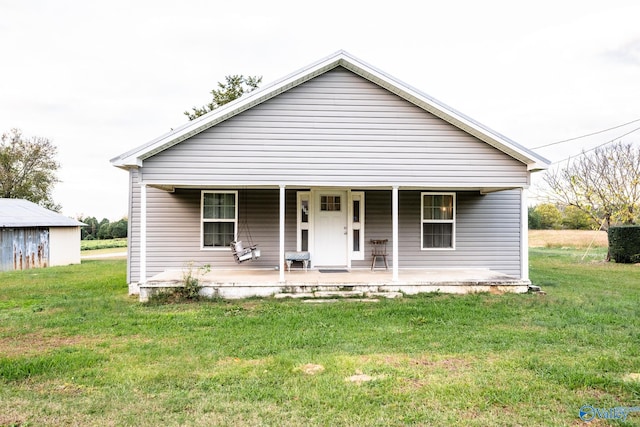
528 229 608 248
0 332 104 357
216 356 269 367
24 379 92 397
296 363 325 375
346 353 472 372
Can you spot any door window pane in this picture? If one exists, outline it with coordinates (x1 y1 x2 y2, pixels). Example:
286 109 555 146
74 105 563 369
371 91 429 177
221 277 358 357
321 195 341 211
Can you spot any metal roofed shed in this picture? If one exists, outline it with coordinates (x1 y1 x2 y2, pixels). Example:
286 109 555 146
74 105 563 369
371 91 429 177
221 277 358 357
0 199 85 271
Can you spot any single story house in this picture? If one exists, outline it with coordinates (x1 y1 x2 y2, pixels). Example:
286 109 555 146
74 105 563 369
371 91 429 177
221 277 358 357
0 199 85 271
111 50 550 299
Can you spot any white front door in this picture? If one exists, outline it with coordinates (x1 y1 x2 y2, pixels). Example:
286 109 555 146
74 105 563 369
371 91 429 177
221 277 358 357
313 190 348 267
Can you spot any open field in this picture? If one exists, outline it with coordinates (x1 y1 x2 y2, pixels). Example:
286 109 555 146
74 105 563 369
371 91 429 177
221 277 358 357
80 238 128 251
0 248 638 426
529 229 608 248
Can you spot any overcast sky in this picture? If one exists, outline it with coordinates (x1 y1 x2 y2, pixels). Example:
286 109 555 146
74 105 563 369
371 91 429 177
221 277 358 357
1 0 639 220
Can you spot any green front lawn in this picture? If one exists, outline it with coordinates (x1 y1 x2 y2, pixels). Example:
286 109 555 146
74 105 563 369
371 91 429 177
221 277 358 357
0 249 638 426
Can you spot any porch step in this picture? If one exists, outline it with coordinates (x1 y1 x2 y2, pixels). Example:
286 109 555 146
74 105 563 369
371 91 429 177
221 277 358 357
366 291 403 299
314 290 364 298
303 298 380 303
273 290 403 299
274 292 315 299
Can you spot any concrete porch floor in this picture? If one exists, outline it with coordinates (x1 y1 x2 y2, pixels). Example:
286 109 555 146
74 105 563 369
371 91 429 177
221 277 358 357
138 267 531 301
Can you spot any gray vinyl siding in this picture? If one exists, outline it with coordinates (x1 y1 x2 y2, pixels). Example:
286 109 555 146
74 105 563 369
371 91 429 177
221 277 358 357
140 67 527 188
351 190 522 276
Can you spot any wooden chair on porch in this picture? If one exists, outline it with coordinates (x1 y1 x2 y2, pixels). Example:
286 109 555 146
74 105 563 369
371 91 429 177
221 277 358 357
370 239 388 270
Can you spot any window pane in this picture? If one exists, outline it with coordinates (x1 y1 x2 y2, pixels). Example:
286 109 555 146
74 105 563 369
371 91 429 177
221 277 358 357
301 200 309 223
203 222 235 247
301 229 308 251
353 200 360 222
203 194 214 218
321 195 341 211
441 195 453 220
204 193 236 219
423 223 453 248
423 194 453 220
423 195 434 220
353 229 360 252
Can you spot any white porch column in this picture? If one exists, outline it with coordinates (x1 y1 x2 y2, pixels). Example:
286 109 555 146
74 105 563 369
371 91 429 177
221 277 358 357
140 183 147 283
392 186 399 282
279 185 286 283
521 187 529 281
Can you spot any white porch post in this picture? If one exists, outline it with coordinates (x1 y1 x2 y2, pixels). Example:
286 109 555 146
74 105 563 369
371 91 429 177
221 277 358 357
392 186 399 282
521 187 529 281
140 183 147 283
279 185 286 283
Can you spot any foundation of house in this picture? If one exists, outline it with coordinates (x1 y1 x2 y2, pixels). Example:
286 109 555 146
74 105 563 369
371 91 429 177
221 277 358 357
136 268 531 302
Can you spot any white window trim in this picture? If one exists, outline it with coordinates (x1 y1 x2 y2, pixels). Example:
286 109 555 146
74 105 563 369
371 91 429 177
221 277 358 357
349 191 365 260
201 190 238 250
421 192 456 251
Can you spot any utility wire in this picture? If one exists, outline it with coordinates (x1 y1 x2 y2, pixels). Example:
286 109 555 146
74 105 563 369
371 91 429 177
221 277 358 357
532 117 640 149
551 126 640 165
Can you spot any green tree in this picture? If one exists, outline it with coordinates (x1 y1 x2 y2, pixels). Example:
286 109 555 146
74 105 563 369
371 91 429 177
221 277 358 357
184 75 262 120
533 203 562 229
80 216 99 240
108 218 128 238
528 207 542 229
97 218 112 240
561 205 595 230
0 128 61 211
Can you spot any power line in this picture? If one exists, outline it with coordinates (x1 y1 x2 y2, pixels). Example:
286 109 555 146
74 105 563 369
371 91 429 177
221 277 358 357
532 117 640 149
550 126 640 165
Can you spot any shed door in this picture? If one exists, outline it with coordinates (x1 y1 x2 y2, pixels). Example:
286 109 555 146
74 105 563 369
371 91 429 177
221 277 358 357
313 191 348 267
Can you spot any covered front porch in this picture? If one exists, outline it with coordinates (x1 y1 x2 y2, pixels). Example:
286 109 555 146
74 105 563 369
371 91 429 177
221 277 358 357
139 267 531 301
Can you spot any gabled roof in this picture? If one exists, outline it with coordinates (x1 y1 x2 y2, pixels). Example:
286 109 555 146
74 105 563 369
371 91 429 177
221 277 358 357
111 50 550 171
0 199 85 228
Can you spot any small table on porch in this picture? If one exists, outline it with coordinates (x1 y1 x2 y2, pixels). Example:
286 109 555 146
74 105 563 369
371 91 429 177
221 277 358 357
285 251 311 272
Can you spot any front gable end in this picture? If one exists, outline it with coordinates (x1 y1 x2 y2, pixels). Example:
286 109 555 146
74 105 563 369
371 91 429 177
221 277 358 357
139 67 531 189
112 51 548 187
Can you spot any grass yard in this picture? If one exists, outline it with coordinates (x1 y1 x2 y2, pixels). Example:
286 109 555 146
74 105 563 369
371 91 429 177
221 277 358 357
0 246 638 425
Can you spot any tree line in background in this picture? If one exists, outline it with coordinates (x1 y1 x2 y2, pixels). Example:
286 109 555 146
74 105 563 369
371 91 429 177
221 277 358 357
528 204 600 230
78 216 128 240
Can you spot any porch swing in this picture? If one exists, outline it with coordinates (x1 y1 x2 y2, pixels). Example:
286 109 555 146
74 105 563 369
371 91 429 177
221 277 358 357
230 191 261 263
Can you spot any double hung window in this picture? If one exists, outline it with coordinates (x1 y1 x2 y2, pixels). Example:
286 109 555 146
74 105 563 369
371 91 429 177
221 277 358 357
421 193 455 249
202 191 237 248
